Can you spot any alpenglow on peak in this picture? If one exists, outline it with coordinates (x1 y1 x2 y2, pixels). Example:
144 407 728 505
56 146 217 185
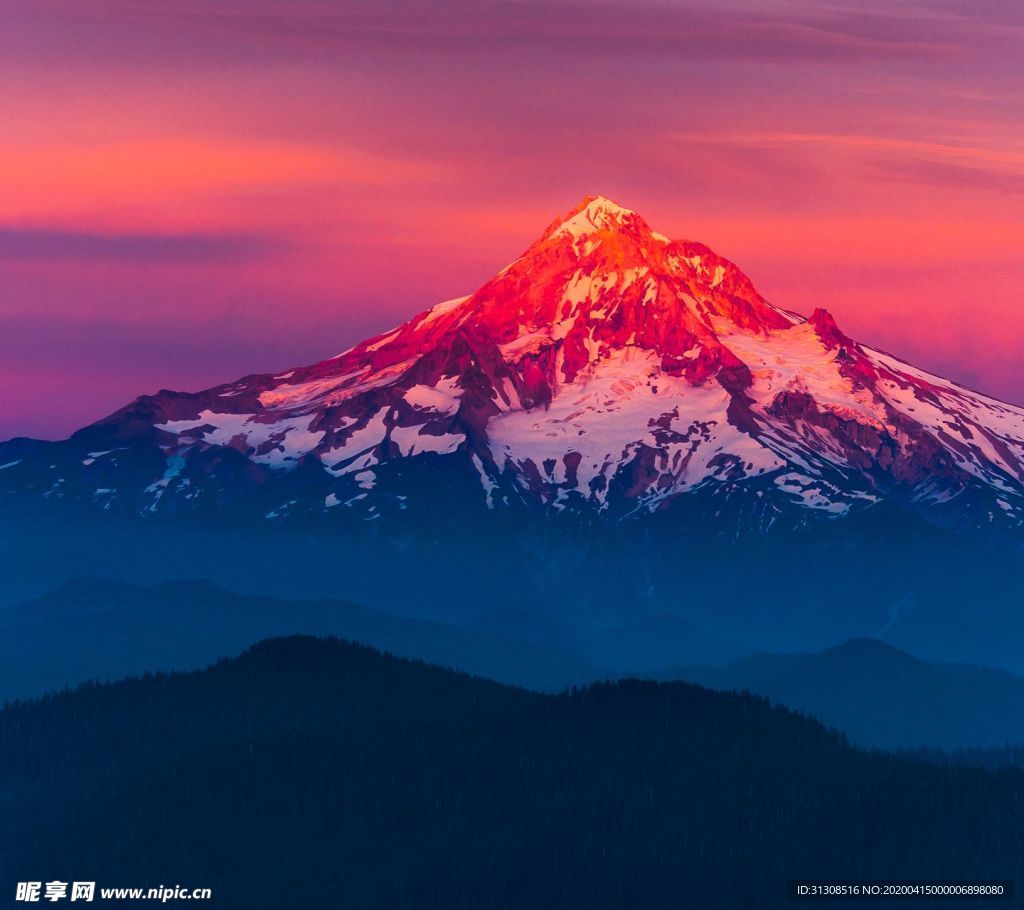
545 195 645 240
2 196 1023 533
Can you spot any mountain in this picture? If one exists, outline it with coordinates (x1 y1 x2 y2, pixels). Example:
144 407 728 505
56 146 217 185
3 195 1023 533
2 636 1021 909
660 639 1024 751
0 578 602 703
3 197 1024 672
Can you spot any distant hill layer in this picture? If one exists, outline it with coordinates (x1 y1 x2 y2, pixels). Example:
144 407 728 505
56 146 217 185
0 577 600 702
5 579 1024 753
662 638 1024 751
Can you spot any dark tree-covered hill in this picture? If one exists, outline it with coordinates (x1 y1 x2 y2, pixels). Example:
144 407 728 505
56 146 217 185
1 636 1021 909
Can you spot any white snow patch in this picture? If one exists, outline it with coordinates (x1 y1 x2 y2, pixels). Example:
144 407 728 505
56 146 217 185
499 330 554 361
159 411 324 467
414 295 471 331
319 407 389 473
550 197 636 240
403 377 463 416
257 369 368 409
487 348 783 505
365 329 401 352
869 348 1024 492
472 453 497 508
718 321 887 429
390 424 465 457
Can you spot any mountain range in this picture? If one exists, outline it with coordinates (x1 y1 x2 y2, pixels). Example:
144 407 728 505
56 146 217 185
3 578 1023 752
0 578 600 702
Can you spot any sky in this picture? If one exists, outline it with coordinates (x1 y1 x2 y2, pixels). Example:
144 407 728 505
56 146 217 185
2 0 1024 440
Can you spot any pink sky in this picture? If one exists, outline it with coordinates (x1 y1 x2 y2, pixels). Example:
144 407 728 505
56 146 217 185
2 0 1023 439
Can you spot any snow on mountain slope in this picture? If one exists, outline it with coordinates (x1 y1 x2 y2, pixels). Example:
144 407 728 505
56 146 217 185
3 196 1023 531
486 347 784 512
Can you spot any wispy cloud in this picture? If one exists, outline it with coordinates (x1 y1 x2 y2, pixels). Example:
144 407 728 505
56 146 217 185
4 0 1000 67
669 131 1024 195
0 227 281 263
0 139 451 223
672 131 1024 165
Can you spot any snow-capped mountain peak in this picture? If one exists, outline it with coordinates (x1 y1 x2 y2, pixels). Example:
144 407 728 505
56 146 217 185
544 195 644 240
3 197 1023 533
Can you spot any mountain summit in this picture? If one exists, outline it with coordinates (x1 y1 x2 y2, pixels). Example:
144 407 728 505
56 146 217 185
2 197 1023 532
